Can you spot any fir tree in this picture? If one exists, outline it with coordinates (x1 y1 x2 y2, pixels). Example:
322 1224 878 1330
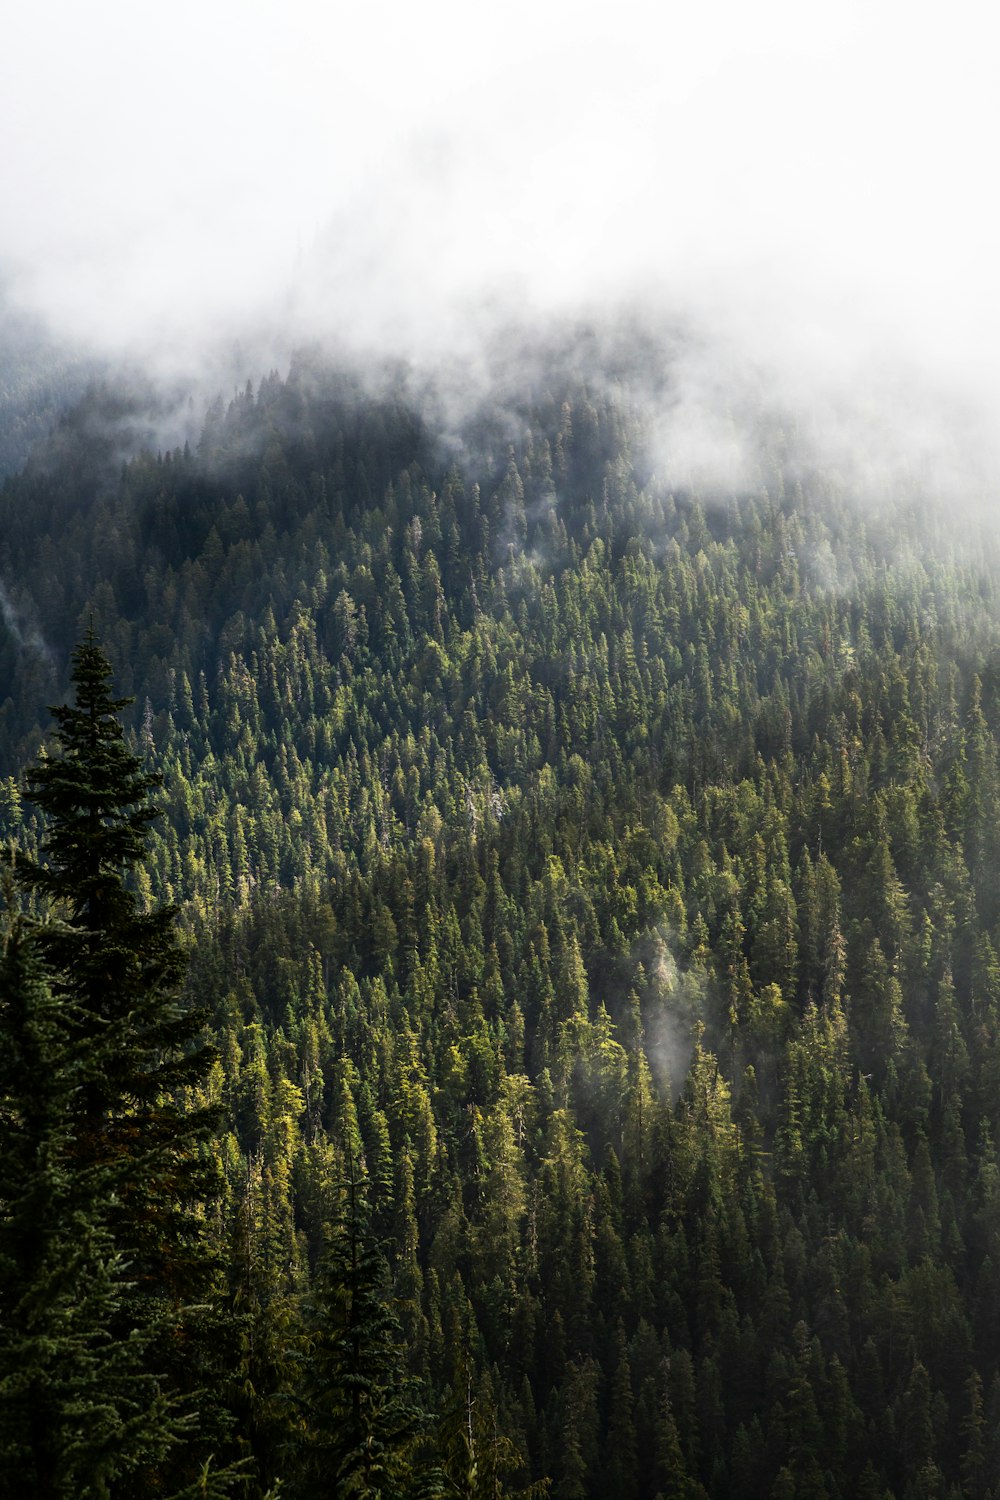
15 634 216 1259
298 1158 440 1500
0 916 173 1497
10 635 233 1493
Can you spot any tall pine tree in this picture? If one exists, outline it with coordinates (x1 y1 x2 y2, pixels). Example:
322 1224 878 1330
9 634 234 1494
298 1157 440 1500
0 916 177 1497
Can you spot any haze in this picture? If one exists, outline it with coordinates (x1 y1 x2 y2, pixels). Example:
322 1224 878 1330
2 0 998 497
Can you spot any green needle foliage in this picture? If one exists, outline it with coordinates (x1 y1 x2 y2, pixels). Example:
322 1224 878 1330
298 1160 441 1500
14 632 220 1292
5 638 235 1494
11 346 1000 1494
0 916 178 1497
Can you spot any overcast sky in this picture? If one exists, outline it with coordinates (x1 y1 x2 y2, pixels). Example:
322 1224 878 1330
2 0 998 484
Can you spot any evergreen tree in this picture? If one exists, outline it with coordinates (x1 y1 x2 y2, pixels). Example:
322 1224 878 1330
298 1159 440 1499
0 918 174 1497
9 635 233 1493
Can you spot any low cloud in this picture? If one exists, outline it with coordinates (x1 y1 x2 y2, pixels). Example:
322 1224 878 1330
0 579 54 668
1 2 998 515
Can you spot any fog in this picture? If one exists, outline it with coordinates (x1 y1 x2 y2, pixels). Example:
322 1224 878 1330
2 0 998 498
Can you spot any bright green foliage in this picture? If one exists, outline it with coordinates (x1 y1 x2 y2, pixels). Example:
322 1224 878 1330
7 345 1000 1495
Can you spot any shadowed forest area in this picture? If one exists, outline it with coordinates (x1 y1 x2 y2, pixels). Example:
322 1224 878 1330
3 351 1000 1497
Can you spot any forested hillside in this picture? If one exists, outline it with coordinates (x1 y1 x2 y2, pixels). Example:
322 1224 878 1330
4 346 1000 1497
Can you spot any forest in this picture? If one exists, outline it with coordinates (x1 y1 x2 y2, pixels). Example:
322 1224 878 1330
3 340 1000 1497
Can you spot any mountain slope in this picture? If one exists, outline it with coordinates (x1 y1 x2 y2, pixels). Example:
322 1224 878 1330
3 346 1000 1496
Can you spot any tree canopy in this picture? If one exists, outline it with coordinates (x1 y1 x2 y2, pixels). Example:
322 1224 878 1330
3 345 1000 1494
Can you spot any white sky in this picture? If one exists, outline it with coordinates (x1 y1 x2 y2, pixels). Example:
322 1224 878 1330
1 0 998 453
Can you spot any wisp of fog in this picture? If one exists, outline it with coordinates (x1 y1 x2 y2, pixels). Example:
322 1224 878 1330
1 0 998 504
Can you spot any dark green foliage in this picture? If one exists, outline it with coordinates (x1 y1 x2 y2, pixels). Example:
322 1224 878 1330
13 634 219 1302
7 344 1000 1494
4 642 235 1494
297 1162 438 1499
0 920 172 1497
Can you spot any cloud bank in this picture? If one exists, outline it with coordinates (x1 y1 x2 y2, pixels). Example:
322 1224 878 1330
2 0 998 498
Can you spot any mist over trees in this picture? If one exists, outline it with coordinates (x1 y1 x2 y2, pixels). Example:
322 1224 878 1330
3 344 1000 1496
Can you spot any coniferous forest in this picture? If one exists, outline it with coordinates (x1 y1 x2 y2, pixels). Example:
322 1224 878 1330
5 342 1000 1497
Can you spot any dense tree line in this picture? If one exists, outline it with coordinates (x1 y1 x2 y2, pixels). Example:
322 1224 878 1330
4 345 1000 1494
